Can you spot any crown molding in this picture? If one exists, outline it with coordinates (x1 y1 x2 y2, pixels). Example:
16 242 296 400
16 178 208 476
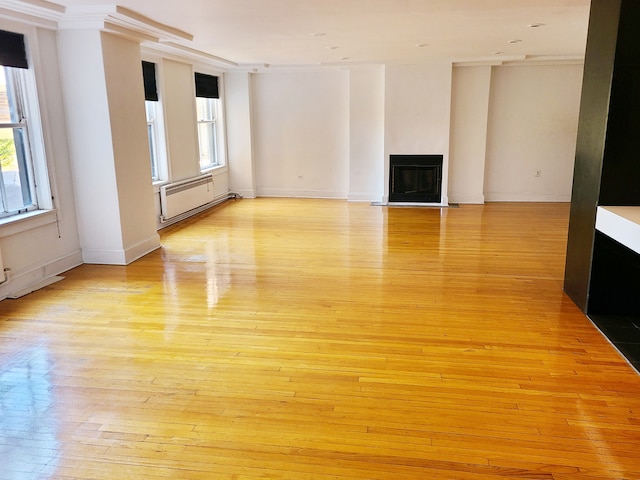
3 1 237 69
503 54 584 66
58 5 192 44
454 54 584 68
0 0 64 29
142 41 237 70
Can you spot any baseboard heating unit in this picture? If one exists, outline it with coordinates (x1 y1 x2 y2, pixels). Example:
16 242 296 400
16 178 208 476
160 174 216 221
159 174 241 227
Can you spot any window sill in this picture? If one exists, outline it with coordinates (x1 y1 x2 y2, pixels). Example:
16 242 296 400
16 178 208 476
0 209 57 238
202 165 228 175
152 180 167 194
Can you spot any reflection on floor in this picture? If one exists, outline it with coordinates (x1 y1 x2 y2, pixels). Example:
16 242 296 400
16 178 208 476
589 314 640 373
0 345 59 477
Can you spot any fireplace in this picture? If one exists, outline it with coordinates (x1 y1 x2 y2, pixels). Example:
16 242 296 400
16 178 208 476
389 154 443 203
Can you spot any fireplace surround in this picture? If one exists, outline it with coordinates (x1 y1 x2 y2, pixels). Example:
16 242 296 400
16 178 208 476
388 154 443 203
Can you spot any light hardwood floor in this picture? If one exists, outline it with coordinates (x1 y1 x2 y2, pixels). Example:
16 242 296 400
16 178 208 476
1 198 639 479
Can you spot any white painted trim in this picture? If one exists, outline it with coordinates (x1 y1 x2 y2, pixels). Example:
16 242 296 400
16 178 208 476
144 42 237 70
5 275 64 299
0 210 57 238
124 234 161 264
59 5 192 43
484 193 571 202
454 55 584 68
448 194 485 204
257 188 347 199
0 249 83 301
242 65 348 74
348 193 380 202
82 234 160 265
0 0 64 29
233 189 256 199
596 206 640 255
82 248 128 266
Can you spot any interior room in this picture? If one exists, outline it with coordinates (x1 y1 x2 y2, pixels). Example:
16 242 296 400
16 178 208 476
1 0 639 478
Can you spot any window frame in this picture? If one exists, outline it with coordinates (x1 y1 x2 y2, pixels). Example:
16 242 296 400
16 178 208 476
145 99 160 182
196 95 220 171
0 40 51 222
194 70 226 173
0 67 37 215
141 58 168 184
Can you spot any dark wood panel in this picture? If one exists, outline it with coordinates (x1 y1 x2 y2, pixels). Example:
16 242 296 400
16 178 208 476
564 0 621 311
589 231 640 314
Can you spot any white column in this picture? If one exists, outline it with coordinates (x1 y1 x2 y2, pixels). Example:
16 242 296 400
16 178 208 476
449 65 492 204
348 66 385 202
57 29 160 264
225 71 257 198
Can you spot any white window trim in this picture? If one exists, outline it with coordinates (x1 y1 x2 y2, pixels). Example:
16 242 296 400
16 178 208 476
0 20 55 228
142 56 169 185
193 67 227 173
0 209 57 238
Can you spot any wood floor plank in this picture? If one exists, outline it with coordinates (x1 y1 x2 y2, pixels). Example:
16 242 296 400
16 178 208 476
1 199 640 479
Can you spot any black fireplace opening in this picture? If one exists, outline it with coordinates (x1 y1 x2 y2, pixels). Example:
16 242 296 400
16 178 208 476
389 154 443 203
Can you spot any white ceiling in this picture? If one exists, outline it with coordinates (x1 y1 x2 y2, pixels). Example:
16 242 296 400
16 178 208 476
52 0 592 67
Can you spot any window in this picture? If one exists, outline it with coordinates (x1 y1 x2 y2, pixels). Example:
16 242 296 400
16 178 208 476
0 29 44 219
0 67 35 216
194 72 222 171
196 96 219 170
142 60 166 183
145 100 160 182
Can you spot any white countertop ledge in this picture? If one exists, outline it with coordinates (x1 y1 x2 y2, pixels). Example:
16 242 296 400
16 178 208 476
595 206 640 254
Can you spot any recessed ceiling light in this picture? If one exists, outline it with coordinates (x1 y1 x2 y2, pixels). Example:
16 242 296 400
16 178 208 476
508 39 522 44
527 23 546 28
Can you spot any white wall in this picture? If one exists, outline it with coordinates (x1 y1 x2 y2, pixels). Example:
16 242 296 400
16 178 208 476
449 65 492 204
348 66 385 202
225 71 256 198
384 63 453 204
162 59 201 182
252 70 349 198
484 64 584 202
244 61 580 205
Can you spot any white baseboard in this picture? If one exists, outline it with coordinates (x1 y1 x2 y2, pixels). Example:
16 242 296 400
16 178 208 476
348 192 381 202
82 248 128 265
6 276 65 299
0 249 83 300
257 188 347 199
484 193 571 202
124 234 161 264
233 189 256 199
83 233 161 265
448 194 485 204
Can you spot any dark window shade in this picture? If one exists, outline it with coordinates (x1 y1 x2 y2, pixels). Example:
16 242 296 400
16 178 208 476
195 72 219 99
0 30 28 69
142 61 158 101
